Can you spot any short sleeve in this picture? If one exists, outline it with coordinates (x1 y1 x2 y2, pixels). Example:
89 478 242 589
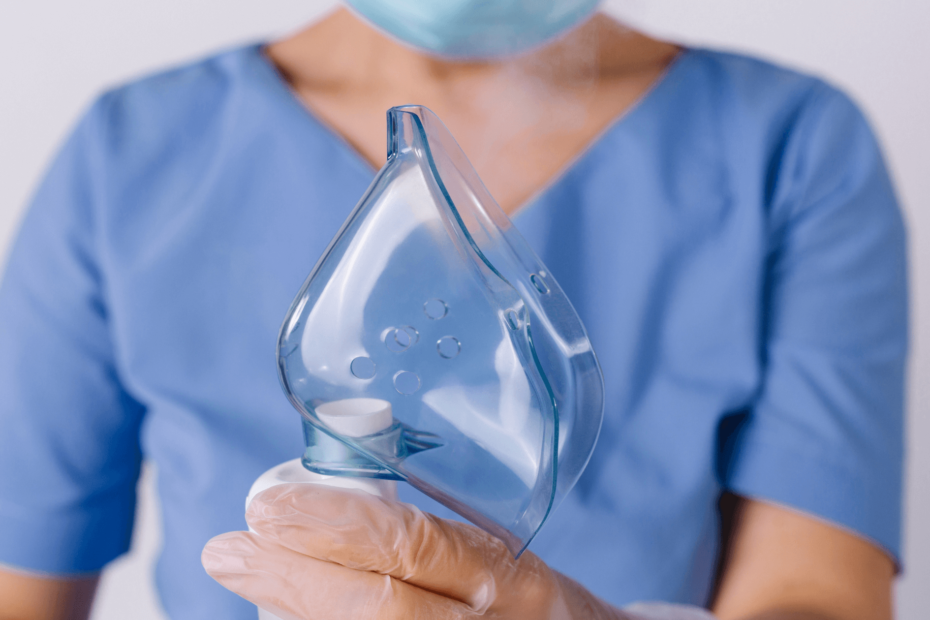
719 85 908 561
0 96 145 574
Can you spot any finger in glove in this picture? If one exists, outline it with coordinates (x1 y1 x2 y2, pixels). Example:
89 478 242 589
202 529 474 620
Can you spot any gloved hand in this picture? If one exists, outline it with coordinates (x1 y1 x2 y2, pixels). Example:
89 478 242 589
202 483 714 620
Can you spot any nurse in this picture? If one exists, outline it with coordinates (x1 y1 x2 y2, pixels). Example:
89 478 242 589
0 1 907 619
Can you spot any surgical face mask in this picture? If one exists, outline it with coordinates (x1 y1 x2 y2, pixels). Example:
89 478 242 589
344 0 602 59
277 105 605 556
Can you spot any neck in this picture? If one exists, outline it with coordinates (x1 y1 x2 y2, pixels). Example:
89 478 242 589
264 8 679 212
268 8 671 109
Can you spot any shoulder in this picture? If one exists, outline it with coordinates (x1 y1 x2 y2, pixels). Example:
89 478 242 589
100 45 262 123
657 47 872 149
655 48 884 211
63 43 290 230
85 45 263 158
674 48 846 117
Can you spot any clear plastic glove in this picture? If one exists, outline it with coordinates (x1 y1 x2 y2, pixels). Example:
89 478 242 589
202 484 715 620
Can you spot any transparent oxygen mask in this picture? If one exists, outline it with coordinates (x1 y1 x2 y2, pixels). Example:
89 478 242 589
276 105 605 556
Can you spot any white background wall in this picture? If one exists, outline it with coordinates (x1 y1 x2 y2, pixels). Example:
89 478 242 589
0 1 926 618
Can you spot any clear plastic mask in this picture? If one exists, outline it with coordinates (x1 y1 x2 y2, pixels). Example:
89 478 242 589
277 106 604 556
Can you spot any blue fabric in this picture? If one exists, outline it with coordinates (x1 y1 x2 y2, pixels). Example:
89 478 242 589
0 45 906 617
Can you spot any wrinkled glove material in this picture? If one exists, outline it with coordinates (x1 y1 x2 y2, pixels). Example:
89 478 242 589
204 484 718 620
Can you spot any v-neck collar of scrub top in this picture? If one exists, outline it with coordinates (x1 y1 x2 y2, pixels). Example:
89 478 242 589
245 42 694 222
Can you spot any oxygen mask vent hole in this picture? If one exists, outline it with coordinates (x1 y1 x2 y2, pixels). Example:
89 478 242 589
424 298 448 320
506 310 522 331
386 326 419 352
530 274 550 294
350 356 376 379
437 336 461 359
393 370 421 395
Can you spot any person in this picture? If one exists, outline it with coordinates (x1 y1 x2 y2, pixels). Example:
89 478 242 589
0 2 907 619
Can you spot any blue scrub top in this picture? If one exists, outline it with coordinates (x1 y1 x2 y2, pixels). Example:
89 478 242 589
0 44 907 618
